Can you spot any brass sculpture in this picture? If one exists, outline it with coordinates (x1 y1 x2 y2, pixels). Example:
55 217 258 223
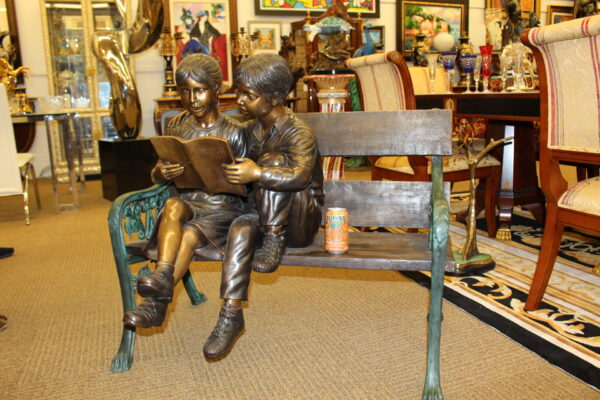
0 57 31 113
452 119 513 274
123 53 323 361
91 0 164 139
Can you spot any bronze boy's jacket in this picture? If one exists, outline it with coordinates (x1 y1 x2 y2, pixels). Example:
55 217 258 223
244 108 324 247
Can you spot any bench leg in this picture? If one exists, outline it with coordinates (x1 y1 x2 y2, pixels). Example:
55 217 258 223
423 207 447 399
110 254 138 373
111 325 136 373
182 270 208 306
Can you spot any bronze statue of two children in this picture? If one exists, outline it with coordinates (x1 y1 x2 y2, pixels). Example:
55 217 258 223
123 53 324 360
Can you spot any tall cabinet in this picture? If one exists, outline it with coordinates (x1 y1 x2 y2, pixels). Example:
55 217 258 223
39 0 131 181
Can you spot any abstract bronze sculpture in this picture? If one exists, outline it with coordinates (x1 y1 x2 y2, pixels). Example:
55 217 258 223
122 53 247 329
91 0 164 140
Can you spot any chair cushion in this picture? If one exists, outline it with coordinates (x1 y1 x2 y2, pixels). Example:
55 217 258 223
374 142 500 175
558 176 600 215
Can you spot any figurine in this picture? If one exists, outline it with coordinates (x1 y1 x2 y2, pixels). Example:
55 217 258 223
203 53 324 359
122 54 248 329
501 0 539 47
574 0 598 18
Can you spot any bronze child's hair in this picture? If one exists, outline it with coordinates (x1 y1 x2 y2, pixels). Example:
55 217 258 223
175 53 223 91
234 53 293 106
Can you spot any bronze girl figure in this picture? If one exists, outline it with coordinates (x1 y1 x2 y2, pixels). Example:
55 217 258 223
123 54 248 329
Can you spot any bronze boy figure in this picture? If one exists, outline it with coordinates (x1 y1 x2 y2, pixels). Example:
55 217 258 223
203 54 324 359
123 54 248 328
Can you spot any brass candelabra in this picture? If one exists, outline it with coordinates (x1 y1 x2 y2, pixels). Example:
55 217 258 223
156 27 178 97
230 27 258 63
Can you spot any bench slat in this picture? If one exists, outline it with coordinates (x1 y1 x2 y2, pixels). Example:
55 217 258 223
282 231 455 271
297 110 453 156
322 180 450 228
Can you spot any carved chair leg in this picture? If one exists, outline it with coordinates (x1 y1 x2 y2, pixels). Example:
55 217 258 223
525 206 564 311
182 270 208 306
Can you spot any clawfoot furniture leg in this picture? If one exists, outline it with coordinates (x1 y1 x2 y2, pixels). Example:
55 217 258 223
111 326 136 373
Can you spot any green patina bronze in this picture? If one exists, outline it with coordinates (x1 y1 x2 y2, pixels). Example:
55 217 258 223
423 155 449 400
107 182 207 373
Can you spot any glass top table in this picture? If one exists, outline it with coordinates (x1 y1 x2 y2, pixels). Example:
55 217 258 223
11 111 85 211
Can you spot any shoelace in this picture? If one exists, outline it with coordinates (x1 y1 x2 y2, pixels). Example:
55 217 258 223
260 233 283 256
212 309 239 337
136 300 163 318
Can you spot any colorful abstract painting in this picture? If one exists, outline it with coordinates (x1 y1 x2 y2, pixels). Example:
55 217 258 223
170 1 233 83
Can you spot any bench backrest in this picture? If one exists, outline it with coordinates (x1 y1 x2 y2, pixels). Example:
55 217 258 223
296 110 452 228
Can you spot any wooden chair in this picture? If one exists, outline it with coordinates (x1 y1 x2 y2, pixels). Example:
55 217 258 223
0 84 40 225
522 16 600 310
108 109 454 399
346 51 501 237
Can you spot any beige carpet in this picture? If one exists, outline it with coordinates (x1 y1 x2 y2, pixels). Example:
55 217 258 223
0 179 598 399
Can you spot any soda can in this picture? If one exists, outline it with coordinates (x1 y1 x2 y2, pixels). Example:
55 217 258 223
325 207 349 254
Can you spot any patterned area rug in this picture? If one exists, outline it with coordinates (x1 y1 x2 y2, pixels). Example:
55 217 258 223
477 212 600 270
386 219 600 389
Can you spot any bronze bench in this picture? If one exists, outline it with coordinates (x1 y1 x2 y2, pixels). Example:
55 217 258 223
108 109 454 400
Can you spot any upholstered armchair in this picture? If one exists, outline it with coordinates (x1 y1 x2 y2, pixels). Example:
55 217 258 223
522 15 600 310
346 52 501 237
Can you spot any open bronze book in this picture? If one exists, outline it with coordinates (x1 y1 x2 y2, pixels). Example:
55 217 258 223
150 136 246 196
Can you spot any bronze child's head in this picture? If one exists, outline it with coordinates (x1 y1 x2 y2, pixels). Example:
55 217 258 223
175 54 222 122
175 53 223 93
234 53 293 107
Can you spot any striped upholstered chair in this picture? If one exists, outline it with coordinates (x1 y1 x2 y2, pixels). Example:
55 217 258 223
346 51 501 237
522 15 600 310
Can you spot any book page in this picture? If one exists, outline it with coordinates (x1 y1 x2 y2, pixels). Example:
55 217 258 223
183 136 246 197
149 136 205 189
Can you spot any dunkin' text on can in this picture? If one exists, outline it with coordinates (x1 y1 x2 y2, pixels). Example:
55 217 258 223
325 207 349 254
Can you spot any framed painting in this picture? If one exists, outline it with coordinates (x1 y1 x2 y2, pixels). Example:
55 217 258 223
486 0 541 17
169 0 238 86
363 25 384 51
254 0 380 18
397 0 468 57
546 5 573 25
248 20 282 54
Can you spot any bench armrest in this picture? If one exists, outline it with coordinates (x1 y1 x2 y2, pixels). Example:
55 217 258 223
108 183 171 263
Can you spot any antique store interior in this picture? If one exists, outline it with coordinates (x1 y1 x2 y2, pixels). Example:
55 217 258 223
1 0 599 399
